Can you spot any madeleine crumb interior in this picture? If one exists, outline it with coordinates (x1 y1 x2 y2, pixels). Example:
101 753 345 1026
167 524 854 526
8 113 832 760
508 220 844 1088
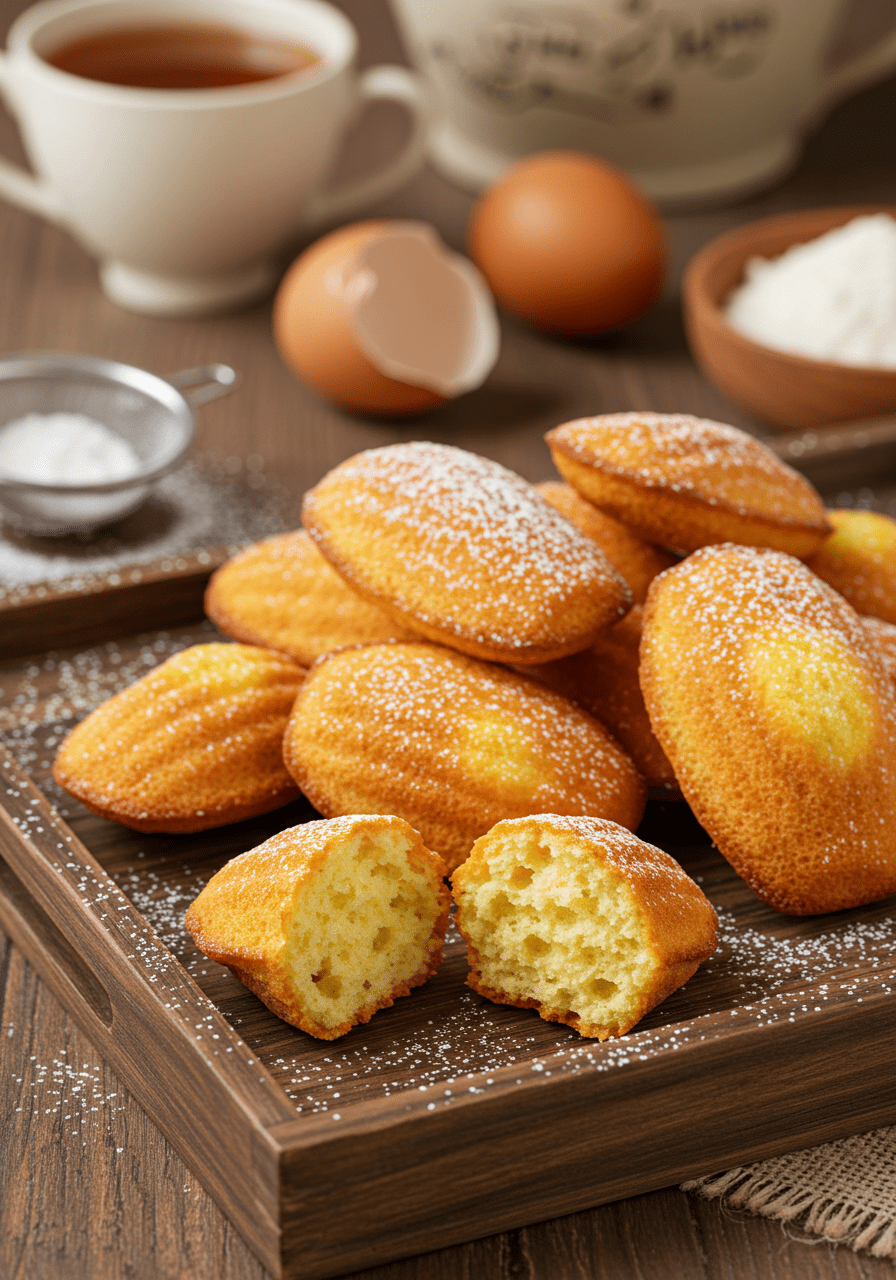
186 814 450 1040
451 814 717 1041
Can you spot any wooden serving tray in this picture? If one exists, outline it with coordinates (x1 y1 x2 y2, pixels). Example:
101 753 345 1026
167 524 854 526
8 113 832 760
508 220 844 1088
3 558 896 1280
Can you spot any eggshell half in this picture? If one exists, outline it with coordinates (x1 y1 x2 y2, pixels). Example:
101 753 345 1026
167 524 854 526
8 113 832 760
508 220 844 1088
274 221 500 417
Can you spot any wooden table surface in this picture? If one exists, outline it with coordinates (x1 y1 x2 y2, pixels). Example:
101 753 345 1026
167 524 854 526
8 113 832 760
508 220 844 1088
2 0 896 1276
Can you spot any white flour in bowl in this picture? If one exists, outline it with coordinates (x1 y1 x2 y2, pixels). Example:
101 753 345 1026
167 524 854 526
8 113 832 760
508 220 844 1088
724 213 896 368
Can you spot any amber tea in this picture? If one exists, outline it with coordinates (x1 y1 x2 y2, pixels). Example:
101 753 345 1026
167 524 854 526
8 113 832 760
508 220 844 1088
46 23 321 89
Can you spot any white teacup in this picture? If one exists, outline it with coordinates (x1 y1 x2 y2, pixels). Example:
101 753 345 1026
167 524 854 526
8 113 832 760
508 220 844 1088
0 0 433 315
389 0 896 206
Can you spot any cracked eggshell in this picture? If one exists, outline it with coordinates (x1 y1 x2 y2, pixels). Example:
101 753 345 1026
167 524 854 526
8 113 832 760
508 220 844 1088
273 220 500 417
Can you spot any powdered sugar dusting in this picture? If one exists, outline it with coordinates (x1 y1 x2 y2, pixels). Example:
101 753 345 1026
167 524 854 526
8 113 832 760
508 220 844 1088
290 644 641 839
550 413 824 520
121 853 896 1113
648 543 889 695
4 620 896 1120
0 451 297 600
492 813 713 910
642 544 896 913
305 442 629 653
661 541 862 623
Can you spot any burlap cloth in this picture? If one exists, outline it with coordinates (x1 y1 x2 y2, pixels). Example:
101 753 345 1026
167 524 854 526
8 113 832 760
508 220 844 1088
683 1127 896 1257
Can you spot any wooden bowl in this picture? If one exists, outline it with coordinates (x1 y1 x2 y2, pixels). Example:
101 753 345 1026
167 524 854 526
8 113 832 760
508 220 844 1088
682 205 896 431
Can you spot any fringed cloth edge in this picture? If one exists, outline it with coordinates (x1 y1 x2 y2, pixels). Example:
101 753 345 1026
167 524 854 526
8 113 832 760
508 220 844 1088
683 1129 896 1259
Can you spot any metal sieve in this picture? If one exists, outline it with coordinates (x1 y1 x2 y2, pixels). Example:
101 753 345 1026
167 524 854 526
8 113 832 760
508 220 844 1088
0 351 236 535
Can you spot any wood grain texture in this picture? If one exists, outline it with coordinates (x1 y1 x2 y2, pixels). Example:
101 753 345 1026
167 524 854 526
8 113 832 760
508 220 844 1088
0 750 293 1275
1 0 896 1274
0 936 270 1280
0 548 229 660
5 611 896 1277
4 945 896 1280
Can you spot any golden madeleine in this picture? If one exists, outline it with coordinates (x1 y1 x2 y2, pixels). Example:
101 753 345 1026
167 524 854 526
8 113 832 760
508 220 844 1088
53 643 304 833
641 544 896 914
284 642 646 873
522 605 676 791
302 441 631 665
451 814 717 1040
546 412 831 557
805 509 896 624
535 480 677 603
861 615 896 690
204 529 419 665
185 814 449 1040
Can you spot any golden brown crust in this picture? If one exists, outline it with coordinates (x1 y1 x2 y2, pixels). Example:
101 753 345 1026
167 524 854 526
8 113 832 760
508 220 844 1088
640 544 896 914
185 814 450 1040
283 642 646 873
302 441 632 665
805 509 896 624
52 643 304 833
451 814 717 1039
546 413 831 557
861 615 896 689
534 480 678 603
520 606 677 791
204 529 419 665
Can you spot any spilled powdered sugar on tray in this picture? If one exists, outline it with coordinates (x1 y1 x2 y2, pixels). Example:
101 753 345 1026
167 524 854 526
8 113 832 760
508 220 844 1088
3 629 896 1119
0 451 299 599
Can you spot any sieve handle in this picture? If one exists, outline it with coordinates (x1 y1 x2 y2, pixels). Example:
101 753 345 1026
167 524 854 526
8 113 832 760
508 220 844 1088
166 364 238 408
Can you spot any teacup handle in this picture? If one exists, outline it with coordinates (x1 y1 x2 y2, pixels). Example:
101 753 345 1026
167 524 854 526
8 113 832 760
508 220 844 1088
303 64 432 229
820 19 896 104
0 52 64 221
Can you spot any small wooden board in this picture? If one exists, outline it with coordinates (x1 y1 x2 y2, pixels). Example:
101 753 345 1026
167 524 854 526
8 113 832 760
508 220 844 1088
3 561 896 1280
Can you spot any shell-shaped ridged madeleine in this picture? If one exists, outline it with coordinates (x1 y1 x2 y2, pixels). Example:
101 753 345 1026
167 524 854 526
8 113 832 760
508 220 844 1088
546 412 831 557
53 643 305 833
204 529 420 665
451 814 717 1040
640 545 896 914
283 642 646 873
302 441 632 665
185 814 450 1040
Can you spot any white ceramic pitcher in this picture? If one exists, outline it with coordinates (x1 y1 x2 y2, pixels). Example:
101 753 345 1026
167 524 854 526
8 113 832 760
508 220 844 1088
390 0 896 205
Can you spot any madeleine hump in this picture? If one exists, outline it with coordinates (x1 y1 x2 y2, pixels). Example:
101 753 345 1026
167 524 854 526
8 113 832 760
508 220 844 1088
302 441 632 664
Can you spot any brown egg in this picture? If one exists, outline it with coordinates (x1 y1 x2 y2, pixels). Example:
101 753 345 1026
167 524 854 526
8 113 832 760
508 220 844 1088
468 151 666 334
274 220 499 417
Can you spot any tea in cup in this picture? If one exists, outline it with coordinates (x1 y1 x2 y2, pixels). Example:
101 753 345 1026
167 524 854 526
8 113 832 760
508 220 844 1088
0 0 433 315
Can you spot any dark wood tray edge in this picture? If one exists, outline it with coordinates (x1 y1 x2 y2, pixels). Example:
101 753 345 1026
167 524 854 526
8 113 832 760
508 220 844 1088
5 556 896 1276
0 545 235 660
0 745 293 1276
6 735 896 1278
